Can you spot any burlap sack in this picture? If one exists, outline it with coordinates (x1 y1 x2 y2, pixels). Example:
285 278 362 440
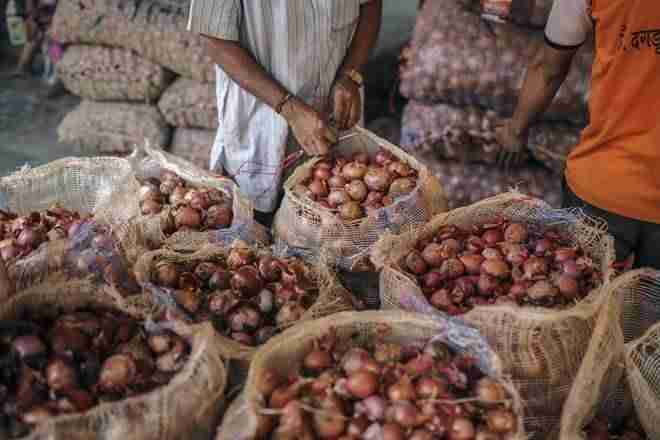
158 78 218 129
559 269 660 440
372 192 616 437
57 45 174 102
217 310 526 440
131 244 356 366
418 154 562 209
50 0 214 82
273 126 448 272
401 101 581 173
400 0 593 122
0 277 227 440
170 128 216 171
0 157 141 292
58 101 172 156
118 142 268 265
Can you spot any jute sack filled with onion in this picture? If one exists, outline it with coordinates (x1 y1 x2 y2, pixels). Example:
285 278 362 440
216 310 526 440
557 269 660 440
273 126 447 272
0 157 142 296
0 277 227 440
132 243 356 368
372 192 616 437
119 142 269 265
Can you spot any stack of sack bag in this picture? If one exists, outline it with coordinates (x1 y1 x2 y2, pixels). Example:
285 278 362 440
52 0 218 170
399 0 593 209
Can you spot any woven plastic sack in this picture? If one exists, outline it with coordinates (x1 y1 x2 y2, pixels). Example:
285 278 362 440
0 157 141 292
57 45 174 102
158 78 218 129
400 0 593 122
131 244 356 366
401 101 581 173
273 126 448 272
372 192 616 437
217 310 526 440
118 142 268 265
419 155 563 209
50 0 214 82
169 128 215 171
482 0 554 28
0 277 227 440
559 269 660 440
58 101 172 156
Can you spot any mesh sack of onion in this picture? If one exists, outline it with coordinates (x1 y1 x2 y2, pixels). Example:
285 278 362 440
0 277 227 440
57 45 175 103
401 101 582 174
481 0 554 28
158 78 219 130
557 269 660 440
169 128 216 171
0 157 142 296
371 192 616 437
216 310 527 440
399 0 593 123
117 142 269 266
50 0 215 82
273 126 447 272
131 242 356 374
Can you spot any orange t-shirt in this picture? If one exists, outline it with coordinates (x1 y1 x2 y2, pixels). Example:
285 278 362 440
546 0 660 224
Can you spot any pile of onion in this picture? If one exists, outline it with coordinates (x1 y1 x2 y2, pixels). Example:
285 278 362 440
585 416 647 440
0 307 189 438
0 206 94 264
138 171 233 234
293 149 419 221
401 221 602 315
256 331 519 439
149 248 319 347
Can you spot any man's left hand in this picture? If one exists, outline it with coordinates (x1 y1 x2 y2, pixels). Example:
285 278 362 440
331 76 362 131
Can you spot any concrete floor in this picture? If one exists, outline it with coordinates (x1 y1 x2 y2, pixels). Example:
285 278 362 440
0 0 417 178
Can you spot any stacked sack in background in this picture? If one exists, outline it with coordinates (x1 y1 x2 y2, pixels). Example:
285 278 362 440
52 0 218 170
399 0 591 209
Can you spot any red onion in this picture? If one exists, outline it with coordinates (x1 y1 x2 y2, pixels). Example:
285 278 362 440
387 401 419 428
155 262 179 288
169 186 188 206
423 270 445 289
12 335 46 359
303 349 333 372
342 162 368 180
229 305 262 332
364 167 392 192
563 259 581 278
481 259 510 278
141 199 162 216
475 378 506 406
416 377 447 399
231 332 255 346
328 175 347 189
147 333 174 355
382 423 405 440
173 288 201 314
205 204 233 229
342 348 372 375
430 289 452 309
460 254 484 275
309 179 329 198
535 238 553 255
422 243 444 268
486 409 516 433
353 152 370 164
523 256 548 278
406 250 428 275
410 429 434 440
345 180 368 202
227 247 254 270
558 275 579 299
328 189 351 207
174 206 202 229
314 167 332 181
46 357 79 391
481 247 503 260
193 262 218 282
450 417 476 440
555 248 577 262
139 185 162 203
478 274 499 296
388 161 414 178
0 239 19 261
231 266 263 297
375 150 394 166
527 280 559 300
258 256 282 283
388 376 416 401
482 229 503 246
504 223 528 244
357 396 387 421
98 354 137 392
276 302 306 327
389 177 417 197
441 258 465 279
17 227 43 249
209 268 232 290
339 201 364 221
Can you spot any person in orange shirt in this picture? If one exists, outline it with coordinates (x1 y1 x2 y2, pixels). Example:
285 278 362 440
496 0 660 269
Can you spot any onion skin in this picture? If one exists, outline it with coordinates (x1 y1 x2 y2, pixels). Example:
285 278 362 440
346 371 379 398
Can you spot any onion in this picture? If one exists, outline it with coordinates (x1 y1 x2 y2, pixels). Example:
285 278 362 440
229 305 262 332
504 223 528 243
422 243 444 268
423 270 445 289
169 186 188 206
156 339 188 372
314 167 332 181
173 288 201 314
139 185 162 203
563 259 581 278
276 302 306 327
558 275 579 299
430 289 452 309
388 161 414 178
328 189 351 207
523 256 548 278
481 259 510 278
205 204 233 229
227 247 254 270
388 376 416 401
482 229 503 246
389 177 416 197
17 227 43 249
375 150 393 166
450 417 476 440
258 256 282 282
364 167 392 192
186 190 211 211
353 152 370 164
345 180 368 202
382 423 405 440
406 250 428 275
52 327 91 356
346 371 379 398
481 247 503 260
147 333 173 355
366 191 385 205
555 248 577 262
155 262 179 287
387 401 419 428
535 238 553 255
98 354 137 392
342 162 368 180
0 239 19 261
460 254 484 275
328 175 347 189
478 274 498 296
46 357 79 391
12 335 46 359
466 236 485 253
348 417 370 436
411 429 434 440
342 348 372 374
209 268 232 290
304 349 333 372
486 409 516 433
309 179 329 198
174 206 202 229
231 266 263 297
339 201 364 221
527 280 559 300
475 377 507 406
441 258 465 279
357 395 386 421
141 199 163 216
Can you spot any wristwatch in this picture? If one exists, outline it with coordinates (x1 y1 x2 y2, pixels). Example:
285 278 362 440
341 69 364 87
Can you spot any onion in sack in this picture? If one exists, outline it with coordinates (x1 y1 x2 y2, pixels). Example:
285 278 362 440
256 330 521 439
402 222 601 315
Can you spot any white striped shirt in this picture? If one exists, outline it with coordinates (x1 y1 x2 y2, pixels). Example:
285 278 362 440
188 0 370 212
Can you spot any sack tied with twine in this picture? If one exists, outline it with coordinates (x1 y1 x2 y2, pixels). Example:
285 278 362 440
0 277 227 440
216 310 527 440
273 126 448 272
372 192 616 437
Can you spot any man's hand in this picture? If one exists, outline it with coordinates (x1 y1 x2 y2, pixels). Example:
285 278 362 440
331 76 362 130
282 97 335 156
495 119 528 169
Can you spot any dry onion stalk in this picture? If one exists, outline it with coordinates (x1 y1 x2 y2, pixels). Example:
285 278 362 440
147 249 320 347
403 221 602 315
0 308 190 438
256 329 520 439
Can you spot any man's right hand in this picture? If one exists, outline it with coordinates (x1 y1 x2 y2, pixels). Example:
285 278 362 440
495 119 528 169
282 97 335 156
